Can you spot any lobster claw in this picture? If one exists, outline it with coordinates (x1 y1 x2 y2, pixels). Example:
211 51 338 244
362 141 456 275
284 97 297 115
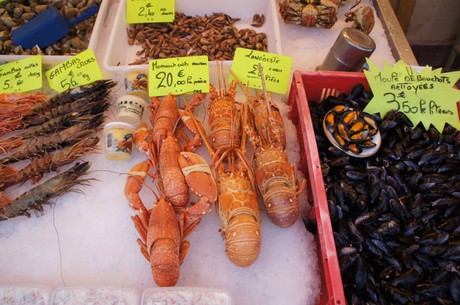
178 151 218 237
178 152 217 203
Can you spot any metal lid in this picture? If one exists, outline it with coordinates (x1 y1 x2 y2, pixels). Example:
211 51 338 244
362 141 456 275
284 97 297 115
318 27 376 72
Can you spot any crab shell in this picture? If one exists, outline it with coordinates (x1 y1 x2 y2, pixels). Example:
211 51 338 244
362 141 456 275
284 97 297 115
347 5 375 34
178 152 218 203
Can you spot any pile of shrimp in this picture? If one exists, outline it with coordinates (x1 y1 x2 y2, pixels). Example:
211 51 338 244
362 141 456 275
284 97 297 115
0 80 117 221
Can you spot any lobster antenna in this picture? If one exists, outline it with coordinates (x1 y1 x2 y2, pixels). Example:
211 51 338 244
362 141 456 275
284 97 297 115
258 63 273 116
350 0 361 10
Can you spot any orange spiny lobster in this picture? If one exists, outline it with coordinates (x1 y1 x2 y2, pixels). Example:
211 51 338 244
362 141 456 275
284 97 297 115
237 66 306 227
125 93 217 286
188 79 261 267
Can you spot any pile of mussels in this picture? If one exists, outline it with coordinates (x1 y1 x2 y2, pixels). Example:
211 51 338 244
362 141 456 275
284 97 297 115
308 84 460 305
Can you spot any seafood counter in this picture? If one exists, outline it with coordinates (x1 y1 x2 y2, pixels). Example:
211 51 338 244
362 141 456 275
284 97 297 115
0 1 429 305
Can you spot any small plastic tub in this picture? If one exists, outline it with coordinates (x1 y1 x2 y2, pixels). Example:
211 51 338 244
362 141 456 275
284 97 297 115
141 287 232 305
124 68 149 100
116 94 147 126
103 121 135 161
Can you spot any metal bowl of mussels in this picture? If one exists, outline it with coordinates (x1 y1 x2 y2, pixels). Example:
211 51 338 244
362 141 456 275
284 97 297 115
323 106 381 158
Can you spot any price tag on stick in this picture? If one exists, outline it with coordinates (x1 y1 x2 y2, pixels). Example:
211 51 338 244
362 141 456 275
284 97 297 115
148 56 209 96
231 48 292 94
364 60 460 132
46 48 103 93
0 56 42 93
126 0 175 24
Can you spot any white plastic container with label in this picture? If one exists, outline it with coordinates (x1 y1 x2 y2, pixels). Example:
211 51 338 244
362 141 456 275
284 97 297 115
116 94 146 126
103 121 135 161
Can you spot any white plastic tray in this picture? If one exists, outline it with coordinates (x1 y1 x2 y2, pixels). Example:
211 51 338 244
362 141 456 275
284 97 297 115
0 0 110 70
103 0 282 73
51 287 138 305
141 287 232 305
0 285 49 305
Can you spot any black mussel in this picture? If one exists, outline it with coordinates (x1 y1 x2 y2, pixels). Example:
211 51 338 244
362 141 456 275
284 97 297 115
417 244 447 256
339 246 358 257
378 220 400 236
371 238 393 257
349 119 366 135
363 239 383 260
354 254 369 289
354 211 379 225
334 231 349 248
380 119 398 131
415 281 450 299
419 231 450 245
432 197 460 207
324 111 336 132
439 217 460 231
341 110 358 125
302 217 317 234
345 170 367 181
408 171 423 187
381 282 412 303
391 268 420 287
340 181 358 202
340 252 358 274
348 220 365 244
450 273 460 302
383 109 397 121
349 83 365 100
395 111 413 127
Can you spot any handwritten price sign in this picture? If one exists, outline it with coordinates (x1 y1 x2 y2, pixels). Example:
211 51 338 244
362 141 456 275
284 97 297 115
0 56 42 93
231 48 292 94
126 0 174 24
148 56 209 96
364 60 460 132
46 49 102 93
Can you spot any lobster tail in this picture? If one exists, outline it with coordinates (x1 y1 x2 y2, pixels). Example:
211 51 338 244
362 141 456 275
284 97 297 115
225 213 261 267
150 240 181 287
264 189 300 228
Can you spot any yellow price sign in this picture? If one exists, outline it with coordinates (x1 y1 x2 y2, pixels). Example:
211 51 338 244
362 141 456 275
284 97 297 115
127 0 175 24
364 60 460 132
46 49 103 93
148 56 209 96
231 48 292 94
0 56 42 93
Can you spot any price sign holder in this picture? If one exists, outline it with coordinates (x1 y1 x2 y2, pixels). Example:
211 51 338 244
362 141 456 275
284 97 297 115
127 0 174 24
0 56 42 93
231 48 292 94
364 60 460 132
46 48 103 93
148 56 209 96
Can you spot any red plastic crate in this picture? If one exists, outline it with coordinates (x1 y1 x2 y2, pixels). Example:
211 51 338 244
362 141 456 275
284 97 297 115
287 71 371 305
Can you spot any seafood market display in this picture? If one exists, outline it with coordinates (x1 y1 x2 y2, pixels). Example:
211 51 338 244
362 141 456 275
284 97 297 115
0 0 102 55
125 93 218 286
279 0 375 33
127 12 268 65
0 80 116 221
308 84 460 305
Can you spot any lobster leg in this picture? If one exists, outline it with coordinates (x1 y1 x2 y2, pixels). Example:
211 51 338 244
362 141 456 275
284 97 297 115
125 160 155 228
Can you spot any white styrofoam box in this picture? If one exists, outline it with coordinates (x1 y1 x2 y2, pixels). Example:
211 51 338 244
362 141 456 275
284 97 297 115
0 0 110 70
142 287 232 305
103 0 282 73
51 287 138 305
